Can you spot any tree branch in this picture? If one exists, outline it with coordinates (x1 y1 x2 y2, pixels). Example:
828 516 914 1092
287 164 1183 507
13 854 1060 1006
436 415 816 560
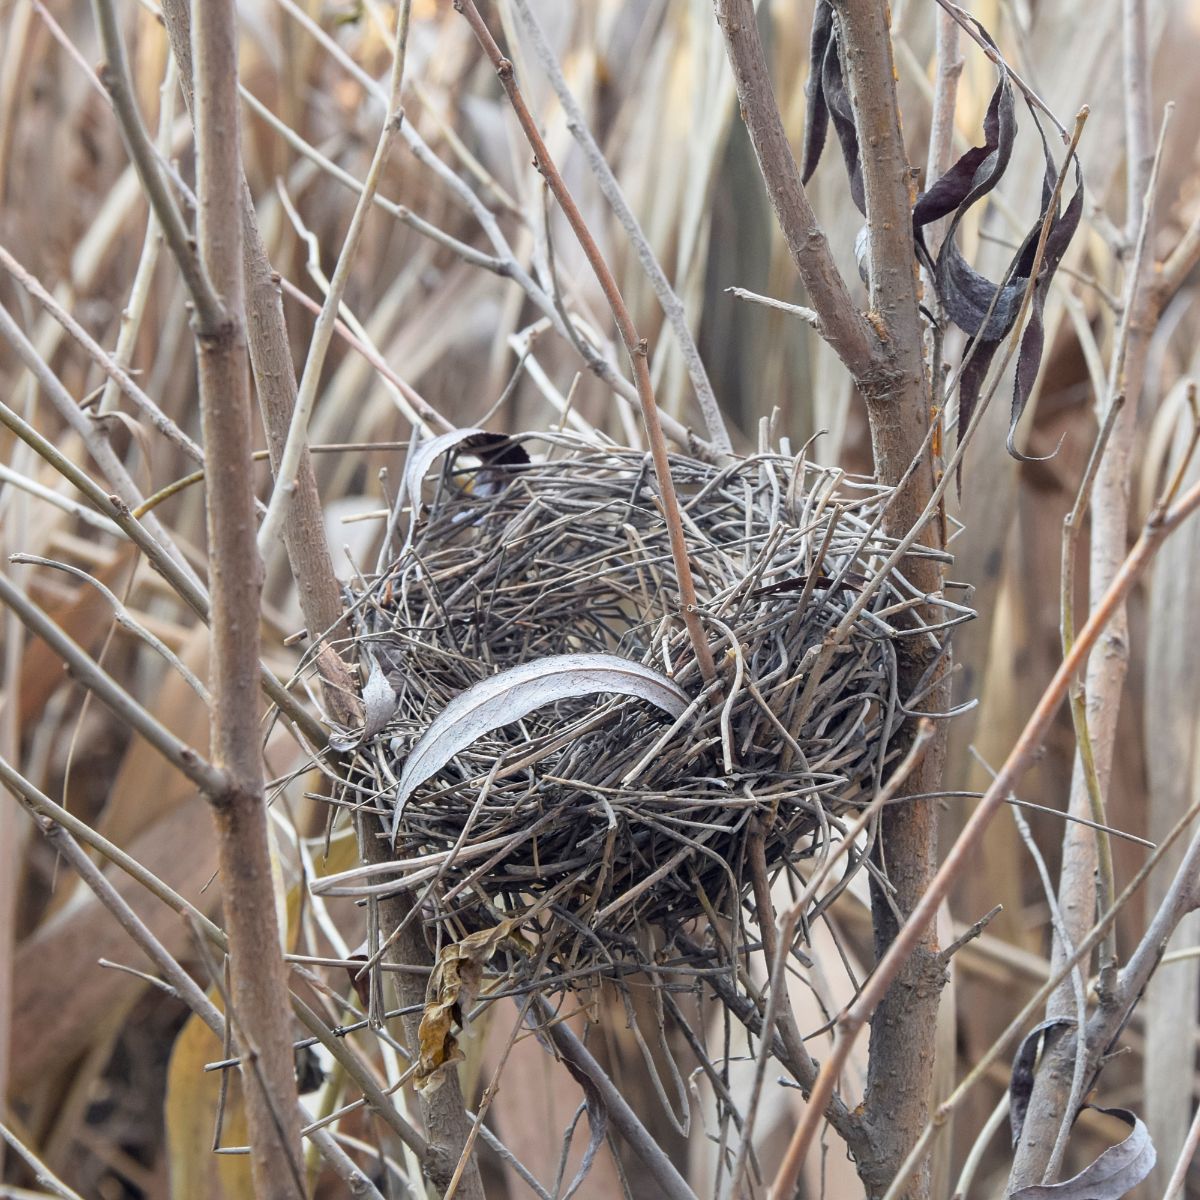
714 0 878 380
1009 22 1167 1181
256 3 412 555
88 0 222 328
455 0 717 686
769 469 1200 1198
160 5 487 1191
1 763 384 1200
158 0 356 703
509 0 732 454
184 0 304 1187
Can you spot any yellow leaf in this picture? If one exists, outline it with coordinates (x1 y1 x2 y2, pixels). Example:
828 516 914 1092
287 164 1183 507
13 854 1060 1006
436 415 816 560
414 919 531 1094
165 1006 254 1200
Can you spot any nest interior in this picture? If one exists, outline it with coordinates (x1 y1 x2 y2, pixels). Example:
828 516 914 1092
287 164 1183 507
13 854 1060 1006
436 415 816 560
335 432 967 981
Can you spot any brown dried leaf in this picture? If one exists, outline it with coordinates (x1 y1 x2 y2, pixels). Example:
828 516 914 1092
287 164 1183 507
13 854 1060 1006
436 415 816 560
414 918 532 1095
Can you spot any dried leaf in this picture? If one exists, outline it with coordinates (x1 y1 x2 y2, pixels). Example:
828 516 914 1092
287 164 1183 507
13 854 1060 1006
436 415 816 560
165 1009 253 1200
390 653 690 829
801 0 834 183
909 19 1083 470
415 919 532 1094
1010 1108 1156 1199
326 655 396 752
1010 1017 1074 1147
405 427 530 520
344 941 372 1010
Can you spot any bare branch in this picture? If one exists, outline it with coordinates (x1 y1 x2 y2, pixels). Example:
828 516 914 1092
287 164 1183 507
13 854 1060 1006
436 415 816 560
1 763 385 1200
1011 80 1172 1188
0 242 205 466
189 0 305 1184
726 286 822 330
508 0 732 454
0 1120 85 1200
0 570 225 793
256 2 413 554
534 997 698 1200
456 0 717 685
89 0 223 328
769 470 1200 1194
714 0 878 380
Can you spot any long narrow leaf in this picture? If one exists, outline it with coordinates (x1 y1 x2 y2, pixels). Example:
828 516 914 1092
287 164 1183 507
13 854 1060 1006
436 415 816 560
390 654 690 832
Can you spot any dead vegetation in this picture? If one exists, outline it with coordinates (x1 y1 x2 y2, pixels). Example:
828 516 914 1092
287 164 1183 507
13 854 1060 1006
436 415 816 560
1 1 1200 1199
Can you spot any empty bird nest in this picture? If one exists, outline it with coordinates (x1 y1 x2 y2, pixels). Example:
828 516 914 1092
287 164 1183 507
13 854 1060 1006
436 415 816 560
316 429 970 989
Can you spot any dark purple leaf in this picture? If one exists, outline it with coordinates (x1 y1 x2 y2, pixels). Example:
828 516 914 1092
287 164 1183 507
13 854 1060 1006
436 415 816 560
799 4 1084 479
1010 1018 1074 1147
820 22 864 215
801 0 834 183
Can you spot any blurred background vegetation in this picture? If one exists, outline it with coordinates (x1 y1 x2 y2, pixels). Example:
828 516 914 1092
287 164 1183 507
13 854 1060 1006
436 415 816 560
2 0 1199 1196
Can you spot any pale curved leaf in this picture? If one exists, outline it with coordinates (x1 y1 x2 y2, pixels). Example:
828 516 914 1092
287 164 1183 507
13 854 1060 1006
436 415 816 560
391 654 689 832
404 427 488 515
327 655 397 753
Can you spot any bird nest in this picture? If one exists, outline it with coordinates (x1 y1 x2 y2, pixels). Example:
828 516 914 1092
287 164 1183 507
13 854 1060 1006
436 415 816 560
321 431 968 985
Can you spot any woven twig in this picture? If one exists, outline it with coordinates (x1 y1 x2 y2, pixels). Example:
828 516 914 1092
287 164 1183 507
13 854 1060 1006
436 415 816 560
321 432 969 988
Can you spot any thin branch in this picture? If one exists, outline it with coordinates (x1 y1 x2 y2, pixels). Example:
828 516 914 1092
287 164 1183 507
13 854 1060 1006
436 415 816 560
925 4 963 215
0 571 224 793
190 0 304 1183
1060 395 1126 994
0 242 204 466
768 471 1200 1194
455 0 716 685
256 2 413 554
714 0 878 380
508 0 731 453
11 553 210 702
534 998 698 1200
0 462 124 537
1157 211 1200 302
1161 1097 1200 1200
0 1121 85 1200
89 0 223 327
726 286 822 330
2 769 385 1200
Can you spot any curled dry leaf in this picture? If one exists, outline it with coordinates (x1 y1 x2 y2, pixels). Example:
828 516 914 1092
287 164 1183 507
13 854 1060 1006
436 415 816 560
404 427 531 523
415 918 533 1095
1009 1108 1156 1199
389 653 690 833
